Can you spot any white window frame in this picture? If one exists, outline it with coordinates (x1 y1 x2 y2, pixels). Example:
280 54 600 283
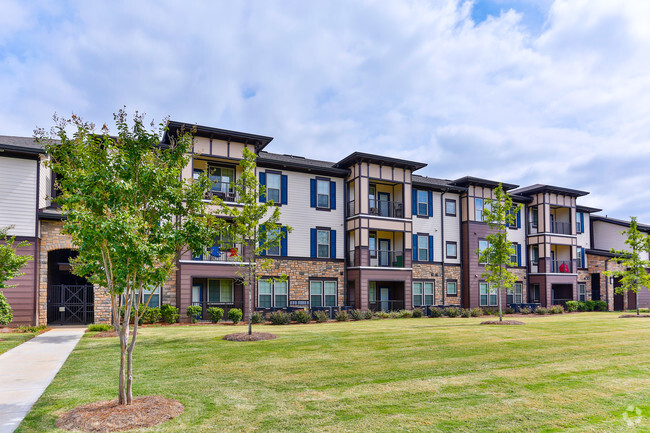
266 227 281 256
418 234 428 261
413 281 434 306
577 247 584 269
507 283 523 304
258 279 288 308
478 239 489 264
578 283 586 302
510 243 518 266
310 280 337 307
480 282 498 307
445 199 456 216
316 179 330 209
142 286 161 308
317 229 330 258
447 280 457 295
446 241 457 259
266 172 281 203
417 190 428 216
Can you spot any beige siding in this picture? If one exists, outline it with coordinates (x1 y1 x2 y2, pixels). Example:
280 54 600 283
593 220 650 260
0 157 37 237
412 191 461 264
39 159 51 209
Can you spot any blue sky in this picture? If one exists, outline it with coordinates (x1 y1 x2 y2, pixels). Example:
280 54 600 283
1 0 650 222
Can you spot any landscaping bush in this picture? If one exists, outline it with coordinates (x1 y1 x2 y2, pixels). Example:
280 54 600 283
594 300 608 312
269 311 291 325
412 308 423 318
460 308 471 318
207 307 224 323
88 324 112 332
160 305 179 324
398 309 413 318
444 307 460 318
251 312 265 324
389 311 399 319
584 300 596 312
228 308 243 324
470 308 483 317
186 305 202 323
429 307 444 318
0 291 13 326
549 305 564 314
362 310 374 320
292 309 312 324
504 307 515 315
565 301 579 312
375 311 390 319
335 311 349 321
16 325 48 333
535 307 548 315
519 306 532 315
350 309 363 321
313 310 329 323
142 307 161 324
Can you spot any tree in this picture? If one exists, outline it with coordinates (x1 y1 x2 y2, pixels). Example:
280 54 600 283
213 147 290 335
604 217 650 316
477 183 522 322
37 110 216 404
0 226 33 325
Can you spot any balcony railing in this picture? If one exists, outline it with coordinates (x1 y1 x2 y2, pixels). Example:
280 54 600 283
205 182 238 202
192 244 242 262
369 201 404 218
369 250 404 268
347 200 355 217
347 250 356 267
551 221 571 235
369 300 405 312
550 260 573 273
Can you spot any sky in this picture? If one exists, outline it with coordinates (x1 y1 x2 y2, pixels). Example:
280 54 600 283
1 0 650 221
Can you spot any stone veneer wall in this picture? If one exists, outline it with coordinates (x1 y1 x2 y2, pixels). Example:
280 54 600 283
577 269 591 300
508 267 529 303
260 259 345 306
162 271 177 306
412 263 462 306
587 253 625 311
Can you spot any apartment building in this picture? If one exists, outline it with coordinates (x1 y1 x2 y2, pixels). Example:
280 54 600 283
1 125 648 325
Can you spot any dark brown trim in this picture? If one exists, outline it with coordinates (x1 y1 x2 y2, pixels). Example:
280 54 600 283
445 241 458 259
445 198 457 216
446 279 458 297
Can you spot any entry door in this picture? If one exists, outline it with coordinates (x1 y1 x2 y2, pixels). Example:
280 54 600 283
192 284 203 305
380 287 390 312
379 239 390 267
378 192 390 217
591 274 601 300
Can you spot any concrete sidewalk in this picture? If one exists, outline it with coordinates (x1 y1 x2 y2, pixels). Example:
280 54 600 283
0 327 86 433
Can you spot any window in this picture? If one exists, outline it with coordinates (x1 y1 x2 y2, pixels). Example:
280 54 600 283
480 283 498 307
577 247 584 268
317 230 330 258
369 185 376 211
317 179 330 208
418 235 428 261
142 286 160 307
413 281 434 306
531 206 538 228
208 165 235 197
369 282 376 303
578 283 586 301
447 280 457 296
266 173 281 203
310 280 337 307
507 283 523 304
208 279 233 304
478 239 489 264
508 207 520 229
510 243 519 266
258 279 288 308
445 199 456 216
475 198 484 221
417 190 428 216
531 245 539 265
576 212 584 234
266 227 281 256
446 241 457 259
369 232 377 258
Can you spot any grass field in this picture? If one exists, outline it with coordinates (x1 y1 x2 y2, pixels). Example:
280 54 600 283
16 313 650 432
0 331 42 355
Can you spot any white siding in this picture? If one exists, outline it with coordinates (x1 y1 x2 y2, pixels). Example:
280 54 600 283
0 157 37 236
507 207 527 265
593 220 650 260
412 190 461 264
576 212 591 250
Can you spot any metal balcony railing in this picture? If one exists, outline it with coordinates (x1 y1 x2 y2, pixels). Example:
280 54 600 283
550 260 572 273
369 201 404 218
369 250 404 268
192 244 241 262
369 300 405 312
205 182 237 202
551 221 571 235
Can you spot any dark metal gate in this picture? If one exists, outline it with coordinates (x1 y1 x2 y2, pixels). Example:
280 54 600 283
47 284 95 325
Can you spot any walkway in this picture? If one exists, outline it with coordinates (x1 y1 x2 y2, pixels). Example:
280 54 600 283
0 327 86 433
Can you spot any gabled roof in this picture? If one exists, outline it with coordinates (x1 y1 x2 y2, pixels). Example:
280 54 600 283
257 151 348 177
0 135 45 155
449 176 518 191
337 152 427 171
510 184 589 197
164 121 274 151
411 175 466 193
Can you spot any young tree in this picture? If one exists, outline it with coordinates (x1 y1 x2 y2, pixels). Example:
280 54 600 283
37 110 216 404
213 147 290 335
0 226 32 325
477 183 523 322
604 217 650 316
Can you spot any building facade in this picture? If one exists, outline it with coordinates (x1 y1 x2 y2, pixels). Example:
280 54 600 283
1 125 649 325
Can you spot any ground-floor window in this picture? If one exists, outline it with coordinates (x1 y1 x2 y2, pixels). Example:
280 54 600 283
142 286 161 307
480 282 498 306
413 281 434 306
369 282 376 303
258 279 288 308
578 283 586 301
208 279 233 304
310 280 337 307
529 283 540 303
507 283 523 304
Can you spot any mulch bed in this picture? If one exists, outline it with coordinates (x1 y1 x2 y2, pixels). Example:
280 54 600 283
56 395 184 432
223 332 277 342
90 331 119 338
619 314 650 318
480 320 525 325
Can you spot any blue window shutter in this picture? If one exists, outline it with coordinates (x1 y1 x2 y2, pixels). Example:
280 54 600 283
580 212 585 233
310 228 317 258
428 191 433 217
517 244 522 266
259 172 266 203
581 248 586 268
330 229 336 259
260 225 266 256
330 181 336 210
281 226 288 256
516 209 521 228
412 189 417 216
310 179 316 208
413 234 418 260
428 235 434 262
281 175 288 205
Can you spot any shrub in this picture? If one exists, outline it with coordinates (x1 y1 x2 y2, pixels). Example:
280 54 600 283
88 324 112 332
388 311 399 319
519 306 532 315
549 305 564 314
584 300 596 312
362 310 374 320
292 309 312 324
412 308 423 318
375 311 390 319
16 325 48 333
251 312 265 324
504 307 515 315
460 308 471 318
444 307 460 318
535 307 548 315
269 311 291 325
565 301 579 312
207 307 224 323
228 308 243 324
470 308 483 317
313 310 329 323
350 309 364 321
160 305 179 324
482 308 494 316
594 300 608 311
142 307 161 324
429 307 444 318
398 309 413 318
0 291 13 326
186 305 202 323
335 311 349 321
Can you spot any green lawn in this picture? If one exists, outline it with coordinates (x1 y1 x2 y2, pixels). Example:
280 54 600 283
17 313 650 432
0 331 42 355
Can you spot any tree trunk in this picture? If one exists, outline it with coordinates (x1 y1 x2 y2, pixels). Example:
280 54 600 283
637 291 640 316
248 249 253 335
498 267 503 322
118 325 127 404
126 320 139 405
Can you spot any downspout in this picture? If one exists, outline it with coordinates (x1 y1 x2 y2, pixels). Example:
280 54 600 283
34 157 41 326
458 193 464 308
605 257 610 310
440 189 448 306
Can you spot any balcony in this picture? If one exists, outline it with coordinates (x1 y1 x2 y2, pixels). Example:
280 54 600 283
369 201 404 218
551 221 571 235
193 245 242 263
205 182 238 202
369 250 404 268
347 250 356 267
550 259 573 273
